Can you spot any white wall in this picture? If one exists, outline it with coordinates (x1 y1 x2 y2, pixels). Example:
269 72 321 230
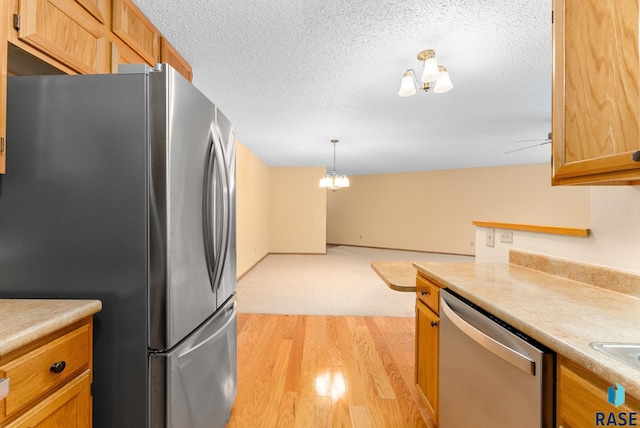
476 186 640 274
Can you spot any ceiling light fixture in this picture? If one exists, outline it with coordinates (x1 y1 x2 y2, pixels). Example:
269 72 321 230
398 49 453 96
319 139 350 191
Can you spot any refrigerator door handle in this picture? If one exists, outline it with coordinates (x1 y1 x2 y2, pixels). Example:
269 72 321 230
178 304 236 359
203 124 232 293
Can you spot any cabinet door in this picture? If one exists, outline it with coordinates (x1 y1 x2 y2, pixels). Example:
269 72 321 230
552 0 640 184
111 41 150 73
112 0 159 66
0 0 8 173
557 357 640 427
13 0 108 74
415 299 439 423
160 37 192 82
5 370 91 428
74 0 107 24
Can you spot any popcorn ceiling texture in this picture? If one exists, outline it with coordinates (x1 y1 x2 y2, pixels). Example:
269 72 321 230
133 0 552 175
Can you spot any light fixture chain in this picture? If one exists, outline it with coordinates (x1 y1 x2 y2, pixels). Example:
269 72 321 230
333 140 337 173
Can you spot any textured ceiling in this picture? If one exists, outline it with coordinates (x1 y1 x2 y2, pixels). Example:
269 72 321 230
132 0 552 176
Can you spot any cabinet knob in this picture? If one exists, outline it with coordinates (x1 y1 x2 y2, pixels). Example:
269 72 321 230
430 321 438 327
421 290 430 296
50 361 66 374
633 151 640 162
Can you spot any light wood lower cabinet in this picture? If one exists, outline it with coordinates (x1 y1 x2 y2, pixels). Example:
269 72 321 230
557 355 640 428
415 272 442 425
416 299 439 424
0 317 94 427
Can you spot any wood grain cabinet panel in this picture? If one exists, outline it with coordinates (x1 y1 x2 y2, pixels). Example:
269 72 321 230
416 274 440 314
74 0 107 24
12 0 109 75
110 40 150 72
160 37 192 82
557 356 640 427
112 0 159 65
5 370 91 428
0 0 8 174
552 0 640 184
415 298 439 425
0 318 94 427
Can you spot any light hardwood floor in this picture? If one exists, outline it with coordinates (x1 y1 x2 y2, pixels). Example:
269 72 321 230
227 313 435 428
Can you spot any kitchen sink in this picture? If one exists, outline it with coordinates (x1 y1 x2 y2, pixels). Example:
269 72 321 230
590 342 640 372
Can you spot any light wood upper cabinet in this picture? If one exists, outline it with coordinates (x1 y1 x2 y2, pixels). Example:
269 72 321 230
111 40 150 72
1 0 191 174
0 0 9 174
112 0 159 66
161 37 192 82
10 0 109 75
552 0 640 185
75 0 108 24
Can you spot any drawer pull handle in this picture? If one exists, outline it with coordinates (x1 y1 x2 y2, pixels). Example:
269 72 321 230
430 321 438 327
0 378 9 400
633 150 640 162
421 290 430 296
50 361 66 374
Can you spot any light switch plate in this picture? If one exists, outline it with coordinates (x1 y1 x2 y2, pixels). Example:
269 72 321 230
486 229 495 247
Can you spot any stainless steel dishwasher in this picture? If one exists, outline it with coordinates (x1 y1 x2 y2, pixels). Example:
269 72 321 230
439 289 555 428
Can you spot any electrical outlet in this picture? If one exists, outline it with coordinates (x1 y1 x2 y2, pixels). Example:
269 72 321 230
500 231 513 243
486 229 495 247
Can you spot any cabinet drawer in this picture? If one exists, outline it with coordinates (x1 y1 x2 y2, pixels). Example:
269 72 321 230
0 324 91 419
416 275 440 314
5 370 92 428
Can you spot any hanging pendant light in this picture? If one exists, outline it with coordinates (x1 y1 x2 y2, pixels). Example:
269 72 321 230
319 139 350 191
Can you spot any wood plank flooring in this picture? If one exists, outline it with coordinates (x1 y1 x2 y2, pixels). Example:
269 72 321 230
227 314 435 428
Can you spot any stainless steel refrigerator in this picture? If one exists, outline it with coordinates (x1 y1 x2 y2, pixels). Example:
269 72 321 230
0 64 237 428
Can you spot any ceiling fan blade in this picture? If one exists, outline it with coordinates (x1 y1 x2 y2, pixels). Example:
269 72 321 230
514 138 552 143
504 141 551 154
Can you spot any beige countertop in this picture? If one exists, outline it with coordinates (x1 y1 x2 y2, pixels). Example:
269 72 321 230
412 258 640 400
371 261 417 292
0 299 102 357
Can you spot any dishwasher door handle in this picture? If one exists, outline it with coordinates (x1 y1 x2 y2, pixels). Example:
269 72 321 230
440 297 535 375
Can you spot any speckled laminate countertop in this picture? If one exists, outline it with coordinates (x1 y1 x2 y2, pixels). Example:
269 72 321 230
413 256 640 400
371 261 417 292
0 299 102 357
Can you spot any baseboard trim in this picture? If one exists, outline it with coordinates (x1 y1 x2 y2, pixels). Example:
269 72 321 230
237 253 269 281
327 243 474 258
237 244 474 281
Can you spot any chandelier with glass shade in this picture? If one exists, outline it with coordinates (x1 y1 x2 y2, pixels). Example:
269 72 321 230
319 139 350 191
398 49 453 96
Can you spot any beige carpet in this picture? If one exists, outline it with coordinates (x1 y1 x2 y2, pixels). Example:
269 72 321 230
237 245 474 317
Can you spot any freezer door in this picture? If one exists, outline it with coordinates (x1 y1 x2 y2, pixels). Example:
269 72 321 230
148 64 221 350
149 296 237 428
